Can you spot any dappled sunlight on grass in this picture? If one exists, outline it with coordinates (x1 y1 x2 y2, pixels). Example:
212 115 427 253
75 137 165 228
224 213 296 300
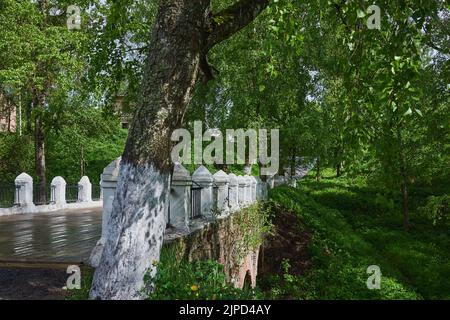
267 173 450 299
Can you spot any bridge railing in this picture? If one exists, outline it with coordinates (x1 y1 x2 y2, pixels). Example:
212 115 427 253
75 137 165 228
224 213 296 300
97 159 270 244
190 182 202 219
0 184 17 208
99 158 269 238
0 173 102 215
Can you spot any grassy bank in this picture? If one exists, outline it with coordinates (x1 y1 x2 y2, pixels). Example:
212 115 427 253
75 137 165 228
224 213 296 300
67 171 449 300
263 171 450 299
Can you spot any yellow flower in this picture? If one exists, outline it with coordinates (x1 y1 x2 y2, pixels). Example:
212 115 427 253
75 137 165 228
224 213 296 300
152 260 158 267
190 284 199 292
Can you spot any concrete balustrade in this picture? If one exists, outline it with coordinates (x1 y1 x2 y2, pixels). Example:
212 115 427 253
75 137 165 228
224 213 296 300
170 164 191 231
250 176 257 202
15 173 34 208
244 176 253 205
228 173 239 212
1 171 102 217
78 176 92 202
192 166 214 219
100 157 121 241
266 176 273 189
213 170 230 216
50 176 67 206
255 176 263 200
237 176 246 207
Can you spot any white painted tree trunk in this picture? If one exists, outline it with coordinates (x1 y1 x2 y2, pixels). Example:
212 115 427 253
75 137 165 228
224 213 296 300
90 163 169 300
88 0 270 300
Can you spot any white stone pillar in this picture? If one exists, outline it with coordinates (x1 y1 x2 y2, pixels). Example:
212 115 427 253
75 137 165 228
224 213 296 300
245 176 253 204
237 175 246 207
14 173 34 208
170 164 191 231
192 166 214 219
267 175 275 189
255 176 263 200
99 179 103 200
100 158 120 241
250 176 257 203
262 181 268 199
78 176 92 202
228 173 239 212
50 176 66 206
90 157 120 268
213 170 230 216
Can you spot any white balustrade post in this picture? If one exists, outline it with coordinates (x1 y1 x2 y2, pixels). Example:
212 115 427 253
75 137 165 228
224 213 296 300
213 170 230 216
262 180 268 199
100 158 120 241
192 166 214 219
237 176 246 207
99 179 103 200
267 175 275 189
228 173 239 212
255 176 263 200
250 176 257 203
245 176 253 204
90 157 121 268
78 176 92 202
15 173 34 208
50 176 67 207
170 164 191 231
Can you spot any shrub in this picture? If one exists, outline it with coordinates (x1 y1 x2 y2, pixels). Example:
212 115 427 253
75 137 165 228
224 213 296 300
144 246 261 300
417 195 450 227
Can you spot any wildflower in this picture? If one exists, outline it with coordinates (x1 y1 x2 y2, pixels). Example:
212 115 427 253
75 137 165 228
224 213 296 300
191 284 199 292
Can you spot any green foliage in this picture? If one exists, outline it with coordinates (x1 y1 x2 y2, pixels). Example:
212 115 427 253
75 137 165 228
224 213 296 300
46 108 127 184
418 195 450 227
264 173 450 299
65 266 94 300
0 108 126 185
233 202 274 259
145 246 260 300
0 134 34 183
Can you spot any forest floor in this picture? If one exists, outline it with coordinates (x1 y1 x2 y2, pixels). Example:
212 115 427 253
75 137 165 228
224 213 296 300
0 262 68 300
261 170 450 299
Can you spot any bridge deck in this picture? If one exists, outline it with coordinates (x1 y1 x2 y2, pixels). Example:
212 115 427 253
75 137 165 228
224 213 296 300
0 208 101 263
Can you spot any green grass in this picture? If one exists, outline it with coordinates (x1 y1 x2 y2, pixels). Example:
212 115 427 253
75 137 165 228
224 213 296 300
265 170 450 299
65 265 94 300
66 170 449 300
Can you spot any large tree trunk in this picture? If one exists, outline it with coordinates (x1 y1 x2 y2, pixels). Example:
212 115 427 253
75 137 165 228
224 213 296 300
401 180 410 231
316 157 321 181
90 0 207 300
336 162 341 177
90 0 270 300
35 114 46 204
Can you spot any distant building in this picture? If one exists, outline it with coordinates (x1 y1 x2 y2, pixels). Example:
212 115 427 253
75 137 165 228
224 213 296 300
0 93 17 133
114 96 131 129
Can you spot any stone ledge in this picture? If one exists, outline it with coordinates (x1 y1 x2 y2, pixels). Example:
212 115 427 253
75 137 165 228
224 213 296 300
0 201 103 217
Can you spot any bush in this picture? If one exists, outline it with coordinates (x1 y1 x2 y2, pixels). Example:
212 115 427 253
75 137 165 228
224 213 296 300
417 195 450 227
264 175 450 299
144 246 261 300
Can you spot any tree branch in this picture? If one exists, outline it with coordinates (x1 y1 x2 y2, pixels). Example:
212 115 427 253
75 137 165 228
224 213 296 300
206 0 270 51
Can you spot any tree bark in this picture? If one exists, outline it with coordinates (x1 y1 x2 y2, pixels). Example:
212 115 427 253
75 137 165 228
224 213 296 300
90 0 270 300
401 180 410 231
336 162 341 177
316 157 321 181
34 93 46 205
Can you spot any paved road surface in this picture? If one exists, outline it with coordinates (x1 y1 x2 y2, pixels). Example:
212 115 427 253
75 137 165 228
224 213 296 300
0 208 102 263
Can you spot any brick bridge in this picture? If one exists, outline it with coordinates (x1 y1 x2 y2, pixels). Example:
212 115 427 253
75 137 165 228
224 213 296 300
0 158 284 294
